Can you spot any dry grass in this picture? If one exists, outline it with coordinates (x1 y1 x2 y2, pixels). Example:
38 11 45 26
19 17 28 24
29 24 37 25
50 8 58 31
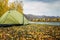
0 24 60 40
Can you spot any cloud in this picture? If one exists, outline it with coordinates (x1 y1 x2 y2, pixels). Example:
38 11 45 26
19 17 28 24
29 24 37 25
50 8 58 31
23 1 60 16
24 0 59 3
23 2 49 15
47 1 60 16
8 0 15 2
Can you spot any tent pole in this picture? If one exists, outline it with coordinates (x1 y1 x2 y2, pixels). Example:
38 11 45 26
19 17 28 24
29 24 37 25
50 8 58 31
23 13 24 25
22 1 24 25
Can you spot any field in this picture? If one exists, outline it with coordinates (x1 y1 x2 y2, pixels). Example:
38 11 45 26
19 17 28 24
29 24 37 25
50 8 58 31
0 24 60 40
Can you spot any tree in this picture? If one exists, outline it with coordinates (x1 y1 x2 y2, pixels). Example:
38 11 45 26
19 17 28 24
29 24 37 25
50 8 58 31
17 3 23 13
0 0 9 17
9 1 23 14
9 2 15 10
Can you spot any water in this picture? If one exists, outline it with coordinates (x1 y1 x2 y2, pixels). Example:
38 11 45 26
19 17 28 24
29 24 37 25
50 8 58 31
29 22 60 25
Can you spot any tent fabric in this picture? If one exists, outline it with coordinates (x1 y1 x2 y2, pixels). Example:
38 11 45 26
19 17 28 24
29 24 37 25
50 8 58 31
0 10 28 24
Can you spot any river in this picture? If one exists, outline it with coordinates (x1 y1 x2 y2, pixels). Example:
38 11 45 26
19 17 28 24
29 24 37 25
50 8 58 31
29 22 60 25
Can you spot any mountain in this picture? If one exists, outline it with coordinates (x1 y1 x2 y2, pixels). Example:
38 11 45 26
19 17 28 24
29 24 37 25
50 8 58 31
24 14 60 21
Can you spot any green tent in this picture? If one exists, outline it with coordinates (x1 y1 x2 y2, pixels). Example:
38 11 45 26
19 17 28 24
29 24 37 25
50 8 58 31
0 10 28 24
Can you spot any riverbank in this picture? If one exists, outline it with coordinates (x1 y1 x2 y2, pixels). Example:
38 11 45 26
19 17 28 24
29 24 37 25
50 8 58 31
0 24 60 40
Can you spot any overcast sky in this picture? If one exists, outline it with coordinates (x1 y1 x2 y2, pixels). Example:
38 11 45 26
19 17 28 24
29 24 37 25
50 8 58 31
23 0 60 16
8 0 60 16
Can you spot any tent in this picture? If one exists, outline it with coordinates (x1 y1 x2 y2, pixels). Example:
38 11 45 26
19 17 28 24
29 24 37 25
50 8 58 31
0 10 28 25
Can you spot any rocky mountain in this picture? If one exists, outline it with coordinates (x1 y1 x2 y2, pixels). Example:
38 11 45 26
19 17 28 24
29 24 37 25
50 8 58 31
24 14 60 21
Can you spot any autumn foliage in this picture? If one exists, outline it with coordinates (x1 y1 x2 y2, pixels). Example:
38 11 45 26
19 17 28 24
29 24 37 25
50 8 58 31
0 0 9 17
0 0 23 17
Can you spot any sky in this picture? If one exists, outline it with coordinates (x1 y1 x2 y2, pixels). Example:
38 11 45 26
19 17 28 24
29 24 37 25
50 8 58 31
8 0 60 16
23 0 60 16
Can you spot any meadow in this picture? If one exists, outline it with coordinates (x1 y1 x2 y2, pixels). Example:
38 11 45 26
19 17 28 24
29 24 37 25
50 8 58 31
0 24 60 40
